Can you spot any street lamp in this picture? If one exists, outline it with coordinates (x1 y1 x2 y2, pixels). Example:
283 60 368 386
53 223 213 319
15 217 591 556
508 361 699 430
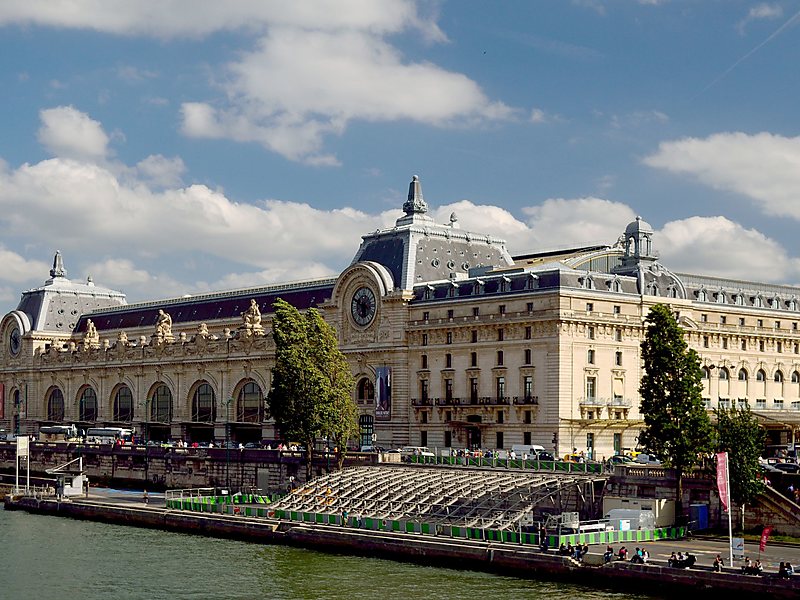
222 397 234 490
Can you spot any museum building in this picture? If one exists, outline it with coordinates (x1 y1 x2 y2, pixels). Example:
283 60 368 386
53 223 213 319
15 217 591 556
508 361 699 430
1 175 799 458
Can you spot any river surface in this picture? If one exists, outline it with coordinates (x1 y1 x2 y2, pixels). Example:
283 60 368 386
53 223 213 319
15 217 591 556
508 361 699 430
0 507 651 600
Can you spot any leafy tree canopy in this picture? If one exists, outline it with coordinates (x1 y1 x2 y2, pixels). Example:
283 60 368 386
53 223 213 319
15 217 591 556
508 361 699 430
267 298 358 476
639 304 713 476
715 406 765 507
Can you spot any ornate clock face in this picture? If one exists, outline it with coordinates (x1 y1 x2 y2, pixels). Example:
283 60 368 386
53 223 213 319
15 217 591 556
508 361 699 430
351 287 377 326
9 326 21 356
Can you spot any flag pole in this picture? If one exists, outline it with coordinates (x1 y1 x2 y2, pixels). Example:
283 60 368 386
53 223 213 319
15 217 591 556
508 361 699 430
725 452 733 569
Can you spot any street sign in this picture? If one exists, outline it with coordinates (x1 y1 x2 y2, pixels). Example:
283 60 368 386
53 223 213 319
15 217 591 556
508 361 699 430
732 537 744 560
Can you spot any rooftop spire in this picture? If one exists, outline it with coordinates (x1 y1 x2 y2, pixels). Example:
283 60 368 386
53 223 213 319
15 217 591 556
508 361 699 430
50 250 66 279
403 175 428 215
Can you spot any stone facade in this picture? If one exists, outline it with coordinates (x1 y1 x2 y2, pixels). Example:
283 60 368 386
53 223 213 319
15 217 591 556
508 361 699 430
2 176 800 458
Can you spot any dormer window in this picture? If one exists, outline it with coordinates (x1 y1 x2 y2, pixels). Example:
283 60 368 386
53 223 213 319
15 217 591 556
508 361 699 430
753 295 764 308
424 285 434 300
716 291 726 304
697 289 707 302
527 274 539 290
474 280 484 295
735 294 744 306
579 274 594 290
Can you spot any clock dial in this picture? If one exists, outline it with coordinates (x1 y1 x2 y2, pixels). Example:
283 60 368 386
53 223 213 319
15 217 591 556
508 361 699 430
351 287 377 326
9 326 21 356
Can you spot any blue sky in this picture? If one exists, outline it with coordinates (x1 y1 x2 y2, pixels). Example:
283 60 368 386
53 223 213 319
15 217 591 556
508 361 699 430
1 1 799 314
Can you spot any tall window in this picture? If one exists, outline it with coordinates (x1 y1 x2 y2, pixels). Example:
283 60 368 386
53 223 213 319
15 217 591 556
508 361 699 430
587 349 595 364
498 328 504 341
446 332 453 344
150 384 172 423
420 380 428 402
359 414 374 449
445 379 453 402
237 381 263 422
613 433 621 454
496 376 506 399
738 369 748 381
113 385 133 422
524 376 533 399
615 351 623 366
471 329 478 343
421 354 428 369
524 348 532 364
445 353 452 368
497 350 504 366
586 377 596 399
79 387 98 422
470 378 478 403
47 388 65 422
470 351 477 367
191 382 216 422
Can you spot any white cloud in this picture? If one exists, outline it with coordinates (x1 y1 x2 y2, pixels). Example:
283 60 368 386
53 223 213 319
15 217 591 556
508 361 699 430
181 27 514 164
530 108 564 124
610 110 668 129
0 247 49 283
738 3 783 33
658 216 800 283
643 132 800 220
0 0 444 39
37 106 110 161
135 154 186 188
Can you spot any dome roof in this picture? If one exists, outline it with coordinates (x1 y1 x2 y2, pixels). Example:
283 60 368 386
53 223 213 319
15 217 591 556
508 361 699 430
624 215 653 236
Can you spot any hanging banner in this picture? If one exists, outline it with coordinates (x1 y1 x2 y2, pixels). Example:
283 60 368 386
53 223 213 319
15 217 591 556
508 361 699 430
759 526 773 552
375 367 392 421
716 452 730 511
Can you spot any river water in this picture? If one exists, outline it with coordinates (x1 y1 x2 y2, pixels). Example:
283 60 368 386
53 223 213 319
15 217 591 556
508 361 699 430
0 508 650 600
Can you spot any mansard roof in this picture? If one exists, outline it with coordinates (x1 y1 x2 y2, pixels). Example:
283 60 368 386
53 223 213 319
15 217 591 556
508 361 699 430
75 278 336 334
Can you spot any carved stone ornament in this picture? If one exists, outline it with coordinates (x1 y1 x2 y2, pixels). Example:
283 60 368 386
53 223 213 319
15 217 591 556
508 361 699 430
239 299 265 338
152 309 175 344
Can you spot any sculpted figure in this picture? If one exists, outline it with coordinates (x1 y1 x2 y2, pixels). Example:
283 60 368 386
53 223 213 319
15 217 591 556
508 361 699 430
153 309 174 343
83 319 100 349
240 299 264 336
197 323 209 337
117 331 129 345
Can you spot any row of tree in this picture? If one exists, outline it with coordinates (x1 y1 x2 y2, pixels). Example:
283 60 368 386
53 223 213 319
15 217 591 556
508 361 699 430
640 304 766 525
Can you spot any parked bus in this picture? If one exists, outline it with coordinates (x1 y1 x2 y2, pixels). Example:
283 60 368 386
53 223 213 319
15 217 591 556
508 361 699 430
38 424 80 442
85 427 134 445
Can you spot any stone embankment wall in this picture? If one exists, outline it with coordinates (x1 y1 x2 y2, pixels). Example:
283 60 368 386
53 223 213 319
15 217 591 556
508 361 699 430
5 496 798 600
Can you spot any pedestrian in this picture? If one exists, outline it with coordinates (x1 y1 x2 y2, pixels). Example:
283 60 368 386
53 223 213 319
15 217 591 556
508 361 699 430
713 554 723 571
143 489 149 505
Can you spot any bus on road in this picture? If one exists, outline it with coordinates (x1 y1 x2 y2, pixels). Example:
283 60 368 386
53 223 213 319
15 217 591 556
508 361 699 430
85 427 134 445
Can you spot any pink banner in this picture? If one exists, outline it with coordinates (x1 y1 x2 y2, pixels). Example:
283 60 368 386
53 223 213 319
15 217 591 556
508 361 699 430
716 452 730 511
759 526 772 552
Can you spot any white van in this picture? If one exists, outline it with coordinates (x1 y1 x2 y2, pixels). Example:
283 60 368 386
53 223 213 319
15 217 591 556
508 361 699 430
511 444 545 457
399 446 435 460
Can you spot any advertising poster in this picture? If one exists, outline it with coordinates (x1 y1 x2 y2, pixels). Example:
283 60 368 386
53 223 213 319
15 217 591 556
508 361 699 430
375 367 392 421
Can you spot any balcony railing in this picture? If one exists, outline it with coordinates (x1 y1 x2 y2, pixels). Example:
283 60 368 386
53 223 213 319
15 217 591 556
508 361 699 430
513 396 539 405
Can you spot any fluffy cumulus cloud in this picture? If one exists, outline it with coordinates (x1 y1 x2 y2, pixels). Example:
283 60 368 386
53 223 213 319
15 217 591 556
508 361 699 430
0 107 397 305
181 25 513 164
738 3 783 33
0 1 511 165
643 132 800 220
657 216 800 283
37 106 110 161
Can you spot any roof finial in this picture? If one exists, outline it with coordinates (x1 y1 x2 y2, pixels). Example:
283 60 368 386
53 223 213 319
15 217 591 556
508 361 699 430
402 174 428 215
50 250 66 278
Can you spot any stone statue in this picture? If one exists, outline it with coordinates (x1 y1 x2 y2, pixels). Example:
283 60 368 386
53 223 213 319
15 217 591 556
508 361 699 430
83 319 100 350
154 309 174 342
197 323 209 337
117 331 129 345
240 299 264 336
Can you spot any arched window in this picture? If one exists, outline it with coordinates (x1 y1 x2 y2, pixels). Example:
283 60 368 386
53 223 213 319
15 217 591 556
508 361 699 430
718 368 729 380
756 369 766 382
357 378 375 403
738 369 748 381
150 384 172 423
793 371 800 384
236 381 263 422
191 382 216 422
753 295 764 308
79 387 98 422
772 296 782 310
716 292 726 304
735 294 744 306
790 299 798 311
775 371 784 383
113 385 133 422
47 388 65 422
702 367 711 379
697 289 707 302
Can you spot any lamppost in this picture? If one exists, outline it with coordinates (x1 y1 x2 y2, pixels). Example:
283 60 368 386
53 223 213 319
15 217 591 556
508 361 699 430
222 397 234 491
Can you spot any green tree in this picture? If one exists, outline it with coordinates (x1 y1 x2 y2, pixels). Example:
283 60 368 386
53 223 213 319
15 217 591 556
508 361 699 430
267 298 357 479
714 406 765 530
639 303 713 517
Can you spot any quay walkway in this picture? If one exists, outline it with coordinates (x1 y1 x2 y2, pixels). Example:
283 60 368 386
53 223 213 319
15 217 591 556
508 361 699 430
5 486 800 600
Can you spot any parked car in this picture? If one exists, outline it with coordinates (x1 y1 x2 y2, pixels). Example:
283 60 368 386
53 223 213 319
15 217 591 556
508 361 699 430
634 453 662 465
608 454 637 466
535 451 555 461
773 462 800 473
